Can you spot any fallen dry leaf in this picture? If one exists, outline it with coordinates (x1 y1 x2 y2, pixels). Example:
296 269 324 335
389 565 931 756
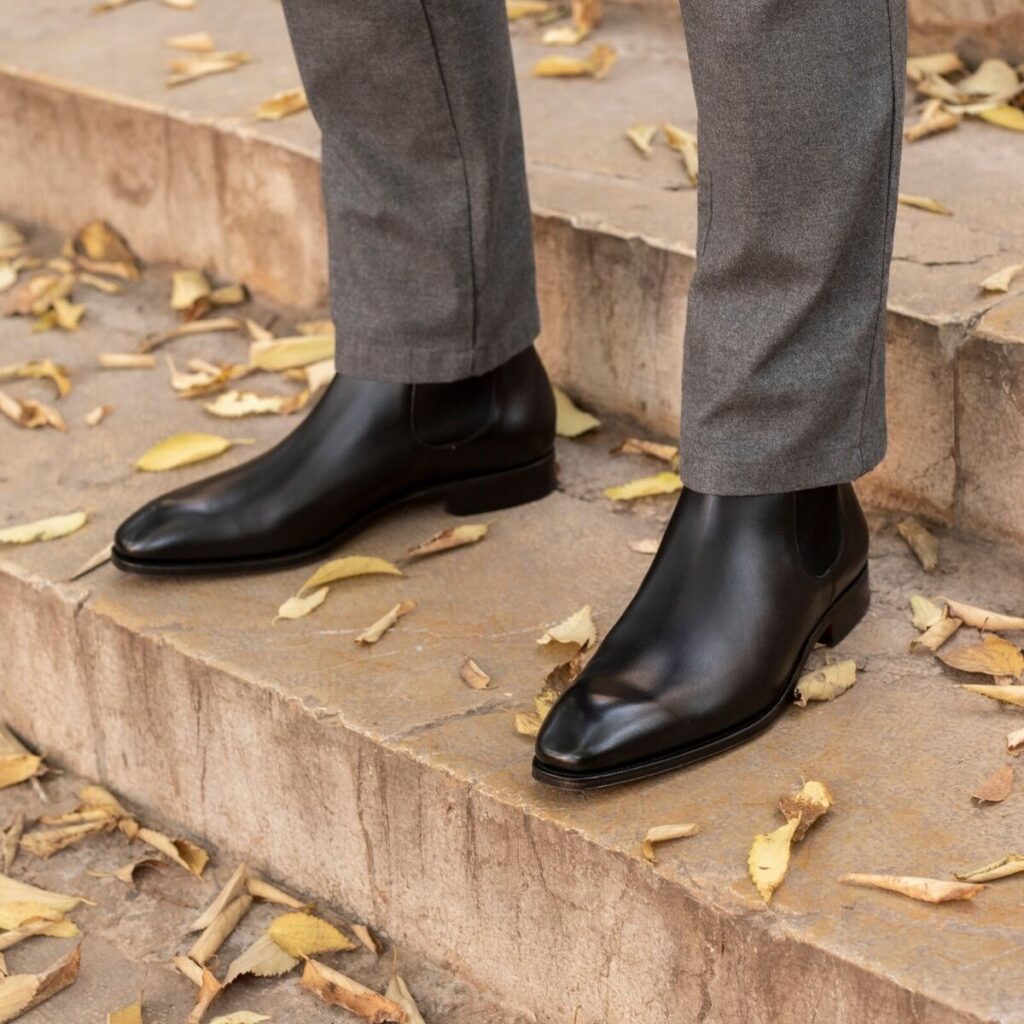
626 123 657 156
906 52 965 82
958 58 1020 100
532 44 616 80
351 924 381 955
166 51 251 88
662 122 699 186
2 815 23 874
301 959 408 1023
980 263 1023 293
209 1015 270 1024
190 893 253 967
300 556 402 594
748 818 798 904
0 512 86 547
0 945 80 1023
0 359 71 398
249 334 334 371
245 876 308 910
910 594 945 631
134 826 208 876
275 587 329 623
910 615 961 653
166 31 215 52
839 873 983 903
1007 725 1024 754
779 780 833 841
506 0 551 19
0 726 43 791
942 599 1024 632
98 353 156 369
538 604 596 649
139 316 241 353
268 911 356 957
72 221 139 280
0 873 88 921
604 472 682 501
107 996 143 1024
612 437 679 464
959 684 1024 708
904 98 961 141
355 601 416 645
171 269 212 312
173 956 222 1024
85 404 114 427
92 856 167 887
793 659 857 706
914 71 967 105
0 916 69 953
628 537 660 555
552 385 600 437
459 657 491 690
955 853 1024 883
407 523 487 558
136 432 251 472
224 933 299 985
0 223 24 252
940 634 1024 679
977 105 1024 132
0 390 66 431
385 975 426 1024
202 390 309 418
972 764 1014 804
641 823 698 863
897 516 939 571
898 193 953 216
256 87 308 121
21 818 118 858
543 23 590 45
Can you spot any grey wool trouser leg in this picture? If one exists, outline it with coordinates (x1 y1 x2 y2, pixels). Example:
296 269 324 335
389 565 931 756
282 0 907 495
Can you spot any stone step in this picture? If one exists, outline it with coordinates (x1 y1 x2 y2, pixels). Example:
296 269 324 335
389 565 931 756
1 257 1023 1023
0 772 532 1024
2 1 1024 545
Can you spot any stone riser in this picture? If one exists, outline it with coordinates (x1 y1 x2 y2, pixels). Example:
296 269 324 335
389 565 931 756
3 68 1024 547
0 565 976 1024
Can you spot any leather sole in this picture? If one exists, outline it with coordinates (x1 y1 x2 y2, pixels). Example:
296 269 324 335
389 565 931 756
111 450 557 576
531 563 871 791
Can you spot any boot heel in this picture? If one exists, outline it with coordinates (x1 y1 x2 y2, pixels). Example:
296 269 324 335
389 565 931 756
443 451 557 516
819 565 870 647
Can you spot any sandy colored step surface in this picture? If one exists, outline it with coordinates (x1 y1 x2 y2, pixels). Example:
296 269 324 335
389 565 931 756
0 774 533 1024
1 256 1024 1023
2 1 1024 545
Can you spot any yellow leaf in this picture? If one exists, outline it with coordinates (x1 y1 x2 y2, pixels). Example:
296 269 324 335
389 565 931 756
256 87 308 121
0 358 71 397
459 657 491 690
972 763 1014 804
604 472 682 501
249 334 334 371
407 523 488 558
980 263 1023 293
778 780 834 841
612 437 679 464
107 996 143 1024
0 390 66 430
542 24 590 45
73 221 139 280
513 712 543 737
190 863 249 932
506 1 550 20
0 874 86 916
553 385 601 437
943 598 1024 632
628 537 660 555
959 684 1024 708
140 316 242 354
355 601 416 645
202 389 309 418
0 946 80 1023
909 615 961 654
300 556 402 594
897 516 939 571
170 269 211 311
839 874 983 903
957 59 1020 100
662 122 699 185
897 193 953 216
909 594 944 631
275 586 329 623
904 98 961 141
748 818 798 903
136 432 249 472
0 512 87 546
532 44 616 80
906 52 964 82
166 32 215 52
209 1015 271 1024
940 634 1024 679
626 123 657 156
136 827 208 876
166 51 251 88
224 933 299 985
976 105 1024 133
641 823 699 863
793 659 857 706
955 853 1024 883
385 975 427 1024
537 604 596 649
268 911 356 957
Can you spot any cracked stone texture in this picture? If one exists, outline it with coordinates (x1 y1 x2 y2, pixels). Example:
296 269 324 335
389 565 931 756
2 1 1024 538
0 774 534 1024
1 255 1024 1023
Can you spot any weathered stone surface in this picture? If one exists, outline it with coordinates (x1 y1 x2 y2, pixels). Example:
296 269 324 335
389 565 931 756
1 263 1024 1023
0 774 532 1024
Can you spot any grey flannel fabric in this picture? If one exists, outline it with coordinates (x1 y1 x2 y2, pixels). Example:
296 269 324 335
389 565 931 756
282 0 906 494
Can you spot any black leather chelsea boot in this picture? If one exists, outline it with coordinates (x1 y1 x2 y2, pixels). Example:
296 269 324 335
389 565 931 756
113 346 556 574
533 483 870 789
